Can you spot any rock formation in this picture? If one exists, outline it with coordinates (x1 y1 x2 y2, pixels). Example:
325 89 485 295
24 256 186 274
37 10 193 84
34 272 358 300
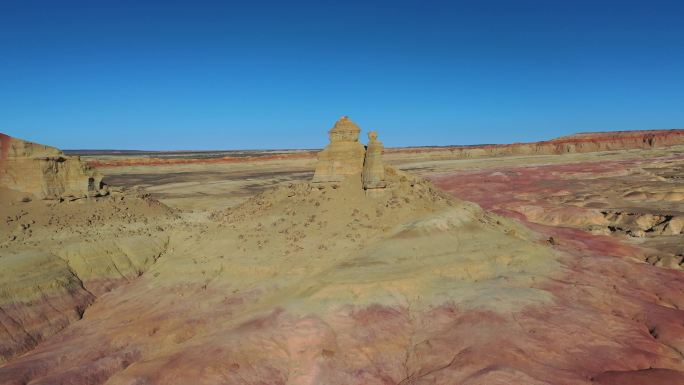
0 191 174 365
383 129 684 162
80 129 684 169
312 116 366 183
0 133 106 199
362 130 386 191
312 117 388 194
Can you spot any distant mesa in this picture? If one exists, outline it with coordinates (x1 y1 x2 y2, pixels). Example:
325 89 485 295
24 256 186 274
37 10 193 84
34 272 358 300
0 133 107 200
312 116 387 192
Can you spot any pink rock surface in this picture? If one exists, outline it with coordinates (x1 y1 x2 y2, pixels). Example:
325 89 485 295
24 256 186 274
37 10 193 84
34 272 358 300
1 140 683 384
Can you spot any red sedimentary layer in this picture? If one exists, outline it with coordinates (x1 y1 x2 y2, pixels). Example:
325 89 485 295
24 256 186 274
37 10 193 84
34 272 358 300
427 157 684 384
85 129 684 168
0 275 150 365
0 292 94 362
2 255 683 385
429 154 684 214
385 129 684 156
0 133 11 162
428 154 684 256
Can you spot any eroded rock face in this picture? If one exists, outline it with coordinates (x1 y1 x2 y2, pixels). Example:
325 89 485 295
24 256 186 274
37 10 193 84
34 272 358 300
383 129 684 162
0 133 106 199
0 134 177 365
430 154 684 270
362 131 386 190
312 116 366 183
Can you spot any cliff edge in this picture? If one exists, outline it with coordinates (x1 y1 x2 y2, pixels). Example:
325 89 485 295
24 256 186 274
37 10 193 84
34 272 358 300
0 133 106 199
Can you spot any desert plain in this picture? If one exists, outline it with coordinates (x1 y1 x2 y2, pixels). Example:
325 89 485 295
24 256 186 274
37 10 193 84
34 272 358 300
1 123 683 385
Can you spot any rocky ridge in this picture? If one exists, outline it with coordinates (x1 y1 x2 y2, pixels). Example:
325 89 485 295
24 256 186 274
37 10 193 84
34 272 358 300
385 129 684 161
82 129 684 169
1 133 107 199
0 135 178 364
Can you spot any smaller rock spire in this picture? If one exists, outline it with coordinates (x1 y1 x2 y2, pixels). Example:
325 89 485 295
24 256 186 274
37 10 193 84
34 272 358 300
362 131 386 191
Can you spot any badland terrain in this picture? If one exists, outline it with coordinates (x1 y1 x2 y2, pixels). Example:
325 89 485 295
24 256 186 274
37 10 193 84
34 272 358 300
1 120 683 385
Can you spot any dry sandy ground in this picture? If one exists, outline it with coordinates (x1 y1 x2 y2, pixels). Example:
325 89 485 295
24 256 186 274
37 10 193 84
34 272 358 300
100 159 316 212
1 146 683 385
92 145 684 279
94 146 682 211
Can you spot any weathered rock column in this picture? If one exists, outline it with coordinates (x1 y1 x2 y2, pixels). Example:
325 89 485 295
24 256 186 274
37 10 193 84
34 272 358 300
312 116 366 183
362 131 386 192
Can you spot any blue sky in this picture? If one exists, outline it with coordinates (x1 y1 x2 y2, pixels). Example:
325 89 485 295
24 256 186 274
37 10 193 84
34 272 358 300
1 0 683 150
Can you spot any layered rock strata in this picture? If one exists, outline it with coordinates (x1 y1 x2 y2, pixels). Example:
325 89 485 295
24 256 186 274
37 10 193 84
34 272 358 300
0 135 176 364
313 117 388 195
81 129 684 169
362 130 386 190
384 129 684 162
0 190 175 364
312 116 366 183
0 133 106 199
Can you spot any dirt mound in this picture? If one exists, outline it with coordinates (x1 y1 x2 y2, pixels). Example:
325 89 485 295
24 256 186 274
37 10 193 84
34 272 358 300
0 166 566 384
0 187 177 364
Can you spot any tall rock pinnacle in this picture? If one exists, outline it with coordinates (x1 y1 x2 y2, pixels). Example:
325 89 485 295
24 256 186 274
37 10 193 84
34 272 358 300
362 130 386 191
312 116 367 183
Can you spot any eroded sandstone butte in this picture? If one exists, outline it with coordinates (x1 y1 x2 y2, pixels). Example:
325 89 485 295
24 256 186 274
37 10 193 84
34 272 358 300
1 133 107 199
312 116 366 183
0 135 177 365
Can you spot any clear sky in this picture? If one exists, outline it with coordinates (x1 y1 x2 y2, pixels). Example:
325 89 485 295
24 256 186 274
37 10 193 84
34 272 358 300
1 1 683 150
